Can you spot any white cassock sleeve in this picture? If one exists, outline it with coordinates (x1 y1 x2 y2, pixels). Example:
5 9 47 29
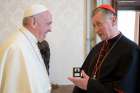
0 45 32 93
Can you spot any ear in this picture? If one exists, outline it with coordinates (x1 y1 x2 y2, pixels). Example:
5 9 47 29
31 17 37 28
112 16 117 26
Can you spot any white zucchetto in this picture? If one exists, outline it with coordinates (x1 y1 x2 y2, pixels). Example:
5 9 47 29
24 4 48 17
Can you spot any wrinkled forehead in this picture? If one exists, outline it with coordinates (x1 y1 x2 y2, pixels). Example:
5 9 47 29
35 11 52 21
43 11 52 21
92 12 106 21
34 10 48 17
93 8 115 18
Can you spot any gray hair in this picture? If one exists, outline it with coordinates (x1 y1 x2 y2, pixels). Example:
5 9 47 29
23 15 36 27
92 8 117 17
23 13 42 27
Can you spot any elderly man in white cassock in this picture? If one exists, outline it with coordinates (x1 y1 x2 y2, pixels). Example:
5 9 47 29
0 4 52 93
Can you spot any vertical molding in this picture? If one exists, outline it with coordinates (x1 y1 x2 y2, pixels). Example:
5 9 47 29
93 0 97 45
138 13 140 47
83 0 88 58
134 12 140 45
93 0 97 8
139 15 140 46
84 0 93 57
112 0 118 16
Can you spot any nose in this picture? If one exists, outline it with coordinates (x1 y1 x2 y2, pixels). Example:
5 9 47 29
46 25 52 32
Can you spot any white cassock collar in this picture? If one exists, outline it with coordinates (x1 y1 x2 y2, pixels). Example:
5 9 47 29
19 27 38 44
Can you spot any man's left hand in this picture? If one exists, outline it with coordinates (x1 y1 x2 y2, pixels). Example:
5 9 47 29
68 70 89 90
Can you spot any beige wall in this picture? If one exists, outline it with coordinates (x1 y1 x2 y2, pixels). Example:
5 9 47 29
47 0 85 85
0 0 85 85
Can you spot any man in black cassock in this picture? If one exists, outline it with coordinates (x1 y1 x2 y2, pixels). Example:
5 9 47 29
68 4 140 93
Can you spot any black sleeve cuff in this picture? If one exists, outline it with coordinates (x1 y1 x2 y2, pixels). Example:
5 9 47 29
87 78 113 93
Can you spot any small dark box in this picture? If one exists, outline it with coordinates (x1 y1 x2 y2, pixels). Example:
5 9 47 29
73 67 81 77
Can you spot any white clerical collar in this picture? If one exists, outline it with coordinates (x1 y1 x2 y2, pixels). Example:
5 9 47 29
20 27 38 44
